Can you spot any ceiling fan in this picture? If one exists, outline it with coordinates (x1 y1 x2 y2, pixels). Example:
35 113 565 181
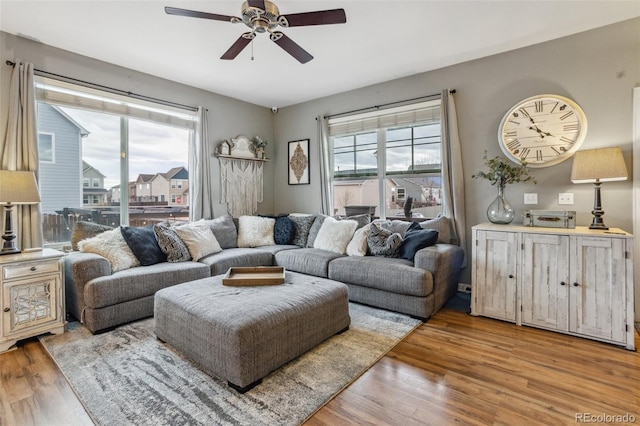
165 1 347 64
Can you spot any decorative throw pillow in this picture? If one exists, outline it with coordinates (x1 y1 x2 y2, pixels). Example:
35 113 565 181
346 223 371 257
78 227 140 272
367 222 403 258
154 222 191 262
342 214 371 230
398 222 439 261
204 215 237 249
71 221 112 251
373 219 413 236
420 215 453 244
274 216 296 245
289 214 316 247
237 216 276 247
306 214 328 248
173 221 222 261
120 225 167 266
313 217 358 255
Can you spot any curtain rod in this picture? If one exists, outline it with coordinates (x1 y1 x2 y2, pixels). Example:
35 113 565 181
322 90 456 120
5 60 199 112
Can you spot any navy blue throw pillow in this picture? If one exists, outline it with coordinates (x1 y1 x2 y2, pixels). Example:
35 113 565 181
398 222 439 261
121 225 167 266
274 216 296 245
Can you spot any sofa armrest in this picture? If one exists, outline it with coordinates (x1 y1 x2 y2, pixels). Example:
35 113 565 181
413 244 464 311
64 251 112 322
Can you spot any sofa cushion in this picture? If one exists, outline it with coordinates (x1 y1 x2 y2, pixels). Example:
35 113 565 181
237 216 276 247
328 256 433 297
367 222 403 258
398 222 439 261
154 222 191 262
198 247 274 276
420 215 454 244
346 223 371 257
313 217 358 255
173 221 222 261
306 215 328 248
275 248 344 278
289 214 316 247
204 215 237 249
71 221 112 251
120 225 167 266
78 227 140 272
253 244 300 255
83 261 210 309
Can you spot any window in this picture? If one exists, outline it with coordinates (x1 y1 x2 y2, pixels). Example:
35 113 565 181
329 99 443 219
38 133 55 163
36 76 196 248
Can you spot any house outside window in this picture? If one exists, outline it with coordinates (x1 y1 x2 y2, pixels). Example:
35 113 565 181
35 76 195 248
329 98 443 219
38 132 55 163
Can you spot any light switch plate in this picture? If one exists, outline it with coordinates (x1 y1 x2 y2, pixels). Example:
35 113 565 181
524 193 538 204
558 193 574 205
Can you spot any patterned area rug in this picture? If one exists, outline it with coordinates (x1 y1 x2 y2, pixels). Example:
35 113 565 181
40 303 420 426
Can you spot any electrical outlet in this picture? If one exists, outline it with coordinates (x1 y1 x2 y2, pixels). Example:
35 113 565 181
558 193 574 205
524 193 538 204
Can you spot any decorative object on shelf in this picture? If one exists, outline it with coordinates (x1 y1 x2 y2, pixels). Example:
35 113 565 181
523 210 576 229
498 94 587 168
472 153 536 224
251 136 268 159
0 170 41 255
570 147 628 230
288 139 310 185
216 139 233 156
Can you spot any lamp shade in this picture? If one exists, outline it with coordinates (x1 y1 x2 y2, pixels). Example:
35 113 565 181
570 147 628 184
0 170 41 204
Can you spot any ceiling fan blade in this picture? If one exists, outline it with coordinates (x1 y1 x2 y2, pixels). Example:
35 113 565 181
221 34 253 60
165 6 236 23
270 32 313 64
247 0 266 9
280 9 346 27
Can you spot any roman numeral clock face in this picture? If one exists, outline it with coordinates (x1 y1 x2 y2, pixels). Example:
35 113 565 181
498 94 588 168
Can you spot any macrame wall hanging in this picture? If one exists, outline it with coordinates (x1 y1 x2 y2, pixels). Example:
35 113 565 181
216 135 268 217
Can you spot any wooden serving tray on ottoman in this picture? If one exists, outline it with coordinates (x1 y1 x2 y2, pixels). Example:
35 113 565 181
222 266 286 286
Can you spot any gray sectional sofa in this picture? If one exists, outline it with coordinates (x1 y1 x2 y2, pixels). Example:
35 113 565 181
64 215 464 333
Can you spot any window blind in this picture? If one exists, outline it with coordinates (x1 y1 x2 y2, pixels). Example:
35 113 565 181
35 76 196 130
327 99 440 137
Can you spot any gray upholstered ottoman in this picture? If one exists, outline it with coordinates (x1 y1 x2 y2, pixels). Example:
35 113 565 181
154 271 350 393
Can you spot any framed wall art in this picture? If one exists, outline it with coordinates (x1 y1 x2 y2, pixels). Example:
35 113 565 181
288 139 310 185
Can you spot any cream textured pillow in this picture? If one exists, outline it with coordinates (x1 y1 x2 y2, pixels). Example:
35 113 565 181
313 217 358 255
78 227 140 272
346 223 371 256
237 216 276 247
420 215 453 244
174 221 222 261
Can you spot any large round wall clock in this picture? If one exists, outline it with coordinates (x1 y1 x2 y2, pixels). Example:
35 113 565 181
498 94 588 168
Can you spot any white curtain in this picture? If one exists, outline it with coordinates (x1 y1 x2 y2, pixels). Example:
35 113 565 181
317 115 333 215
441 89 467 266
0 60 43 250
189 106 213 221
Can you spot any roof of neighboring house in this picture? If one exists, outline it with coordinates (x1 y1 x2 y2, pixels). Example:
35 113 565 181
163 166 188 180
136 174 155 183
51 105 90 137
82 160 106 178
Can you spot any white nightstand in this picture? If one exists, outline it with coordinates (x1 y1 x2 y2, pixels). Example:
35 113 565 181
0 248 66 353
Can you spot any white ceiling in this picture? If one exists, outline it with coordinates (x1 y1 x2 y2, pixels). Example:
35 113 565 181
1 1 639 108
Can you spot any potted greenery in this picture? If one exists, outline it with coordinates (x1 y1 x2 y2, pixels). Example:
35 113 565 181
251 136 268 159
472 152 536 224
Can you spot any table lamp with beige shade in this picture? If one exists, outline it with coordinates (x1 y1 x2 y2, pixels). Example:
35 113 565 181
0 170 41 255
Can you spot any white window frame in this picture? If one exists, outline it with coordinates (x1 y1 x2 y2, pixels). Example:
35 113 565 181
38 132 55 163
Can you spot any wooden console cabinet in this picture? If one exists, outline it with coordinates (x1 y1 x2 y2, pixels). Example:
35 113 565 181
471 223 635 350
0 249 66 352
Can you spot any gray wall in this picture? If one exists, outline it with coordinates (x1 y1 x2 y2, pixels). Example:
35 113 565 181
0 31 276 216
273 18 640 285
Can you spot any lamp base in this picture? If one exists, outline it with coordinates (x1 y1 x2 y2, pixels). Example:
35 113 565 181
589 181 609 230
0 247 20 255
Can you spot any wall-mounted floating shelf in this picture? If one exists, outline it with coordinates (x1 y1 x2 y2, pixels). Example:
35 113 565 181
216 154 269 162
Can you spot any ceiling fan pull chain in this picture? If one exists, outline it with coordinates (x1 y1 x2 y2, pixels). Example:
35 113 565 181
251 39 254 61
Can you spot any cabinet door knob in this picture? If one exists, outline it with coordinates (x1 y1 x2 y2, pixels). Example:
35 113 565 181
3 308 9 313
560 281 566 286
30 266 37 271
573 282 579 287
508 274 514 279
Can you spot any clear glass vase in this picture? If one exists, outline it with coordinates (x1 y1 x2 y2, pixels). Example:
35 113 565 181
487 185 515 224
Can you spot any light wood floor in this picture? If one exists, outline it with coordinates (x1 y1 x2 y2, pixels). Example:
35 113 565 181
1 308 638 426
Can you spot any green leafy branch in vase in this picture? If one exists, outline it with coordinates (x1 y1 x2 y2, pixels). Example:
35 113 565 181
472 152 537 187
